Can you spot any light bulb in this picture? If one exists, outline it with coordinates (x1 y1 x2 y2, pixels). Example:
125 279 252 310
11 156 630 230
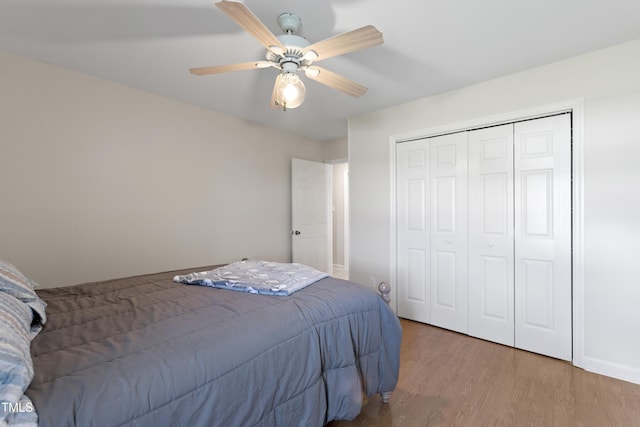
276 73 306 109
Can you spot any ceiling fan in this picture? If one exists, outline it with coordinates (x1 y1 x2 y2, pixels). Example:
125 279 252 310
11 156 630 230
190 0 384 110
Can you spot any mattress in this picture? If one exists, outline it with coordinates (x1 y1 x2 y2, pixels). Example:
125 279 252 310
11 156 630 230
26 266 401 426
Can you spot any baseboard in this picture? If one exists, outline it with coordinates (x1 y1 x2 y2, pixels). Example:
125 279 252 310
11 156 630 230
582 356 640 385
332 264 345 271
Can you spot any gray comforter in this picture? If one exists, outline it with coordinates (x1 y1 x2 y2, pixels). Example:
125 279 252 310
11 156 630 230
26 266 401 427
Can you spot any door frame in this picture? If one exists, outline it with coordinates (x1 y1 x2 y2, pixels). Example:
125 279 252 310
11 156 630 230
326 158 350 275
388 98 585 367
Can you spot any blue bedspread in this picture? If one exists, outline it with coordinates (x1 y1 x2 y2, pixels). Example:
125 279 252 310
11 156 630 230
28 266 402 427
173 260 329 296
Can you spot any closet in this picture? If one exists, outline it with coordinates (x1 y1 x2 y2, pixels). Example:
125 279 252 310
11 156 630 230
396 114 572 361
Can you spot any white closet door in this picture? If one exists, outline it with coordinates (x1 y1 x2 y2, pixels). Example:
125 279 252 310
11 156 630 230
429 132 468 334
514 114 572 361
396 140 430 323
468 124 515 346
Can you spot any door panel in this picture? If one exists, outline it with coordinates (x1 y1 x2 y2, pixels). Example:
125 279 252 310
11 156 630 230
435 177 456 232
482 173 509 233
521 170 553 236
481 255 511 319
514 114 572 361
521 259 554 329
407 179 427 230
396 141 430 323
434 250 457 308
407 249 428 302
429 133 468 334
468 124 515 346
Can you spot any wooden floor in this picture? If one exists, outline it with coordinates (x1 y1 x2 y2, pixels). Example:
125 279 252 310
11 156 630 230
328 319 640 427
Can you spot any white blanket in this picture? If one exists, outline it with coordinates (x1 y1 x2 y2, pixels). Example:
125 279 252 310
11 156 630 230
173 260 329 296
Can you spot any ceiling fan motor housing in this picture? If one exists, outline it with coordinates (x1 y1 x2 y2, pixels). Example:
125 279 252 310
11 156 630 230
278 12 302 34
265 33 312 73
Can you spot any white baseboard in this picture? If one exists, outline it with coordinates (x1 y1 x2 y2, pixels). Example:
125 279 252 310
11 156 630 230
582 356 640 385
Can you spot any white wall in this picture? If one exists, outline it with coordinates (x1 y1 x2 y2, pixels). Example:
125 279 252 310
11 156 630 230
0 51 324 288
349 39 640 384
323 136 348 162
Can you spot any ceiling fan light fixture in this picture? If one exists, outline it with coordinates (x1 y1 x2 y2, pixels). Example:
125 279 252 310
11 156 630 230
268 45 285 56
276 72 306 110
305 67 320 78
302 50 318 61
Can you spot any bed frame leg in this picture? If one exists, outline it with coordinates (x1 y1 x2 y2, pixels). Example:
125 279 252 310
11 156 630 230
377 282 394 404
377 281 391 305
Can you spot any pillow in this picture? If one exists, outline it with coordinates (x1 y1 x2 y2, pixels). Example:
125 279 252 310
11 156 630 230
0 260 47 336
0 292 39 426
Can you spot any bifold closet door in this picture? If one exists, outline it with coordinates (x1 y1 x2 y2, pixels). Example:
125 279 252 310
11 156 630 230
396 139 430 323
396 133 468 334
397 114 571 360
468 124 515 346
514 114 572 361
429 133 468 334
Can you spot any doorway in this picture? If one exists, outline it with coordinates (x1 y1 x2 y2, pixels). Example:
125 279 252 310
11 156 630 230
290 158 349 278
332 162 349 279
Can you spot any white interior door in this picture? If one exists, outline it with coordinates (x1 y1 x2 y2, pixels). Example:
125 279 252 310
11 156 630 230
468 124 515 346
429 132 468 334
291 158 332 273
396 140 431 323
514 115 572 361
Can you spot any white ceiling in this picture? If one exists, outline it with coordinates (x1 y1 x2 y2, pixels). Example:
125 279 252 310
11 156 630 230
2 0 640 141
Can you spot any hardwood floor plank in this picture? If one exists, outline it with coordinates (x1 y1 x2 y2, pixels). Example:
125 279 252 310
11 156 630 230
329 319 640 426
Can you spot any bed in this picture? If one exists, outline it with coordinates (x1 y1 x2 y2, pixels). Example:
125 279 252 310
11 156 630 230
1 259 401 426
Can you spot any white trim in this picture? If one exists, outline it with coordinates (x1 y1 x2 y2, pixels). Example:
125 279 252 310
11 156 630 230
326 157 348 164
388 98 585 366
393 101 580 142
582 356 640 386
571 99 585 369
343 168 350 274
388 136 398 313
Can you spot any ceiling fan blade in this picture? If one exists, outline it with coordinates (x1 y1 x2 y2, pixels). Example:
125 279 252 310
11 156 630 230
216 0 285 51
190 61 271 75
305 66 368 98
303 25 383 61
